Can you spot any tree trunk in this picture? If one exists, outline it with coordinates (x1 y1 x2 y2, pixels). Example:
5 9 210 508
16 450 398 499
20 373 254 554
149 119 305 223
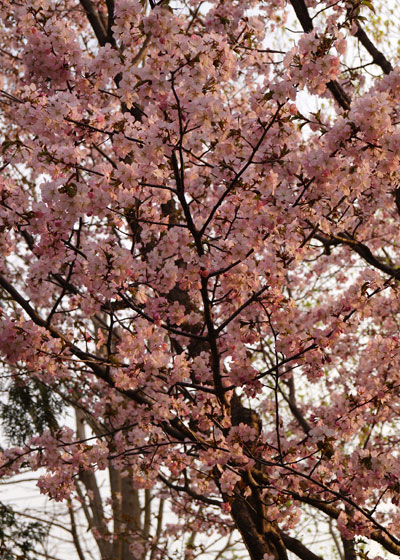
230 497 289 560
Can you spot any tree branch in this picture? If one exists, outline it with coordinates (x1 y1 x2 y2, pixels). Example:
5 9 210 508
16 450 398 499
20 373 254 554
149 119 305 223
289 491 400 556
67 499 87 560
313 232 400 279
0 273 151 406
354 21 393 75
149 498 164 560
289 0 350 110
105 0 115 44
281 533 323 560
285 375 311 434
341 536 356 560
158 473 222 506
289 0 313 32
79 0 108 46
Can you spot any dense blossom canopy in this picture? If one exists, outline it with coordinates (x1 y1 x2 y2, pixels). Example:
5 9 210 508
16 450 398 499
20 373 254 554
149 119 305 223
1 0 400 559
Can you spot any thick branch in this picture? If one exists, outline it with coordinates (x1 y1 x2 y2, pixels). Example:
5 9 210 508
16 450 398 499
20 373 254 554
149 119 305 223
289 491 340 519
289 0 313 32
281 533 323 560
75 411 112 559
230 496 289 560
290 491 400 556
286 376 311 434
149 498 164 560
80 0 145 121
79 0 108 46
326 82 351 111
370 530 400 556
314 232 400 279
341 536 356 560
289 0 350 110
143 489 151 541
121 475 141 559
354 21 393 75
105 0 115 43
79 470 113 558
68 499 87 560
109 466 123 560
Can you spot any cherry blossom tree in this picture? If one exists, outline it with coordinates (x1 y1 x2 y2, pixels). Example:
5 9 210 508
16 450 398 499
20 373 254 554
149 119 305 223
1 0 400 558
0 390 244 560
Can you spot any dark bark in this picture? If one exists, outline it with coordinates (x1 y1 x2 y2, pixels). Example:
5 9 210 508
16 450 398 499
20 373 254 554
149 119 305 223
230 497 289 560
313 232 400 280
342 537 357 560
354 21 393 75
105 0 116 44
231 393 262 435
289 0 350 110
79 0 108 46
281 533 323 560
289 0 313 32
395 188 400 216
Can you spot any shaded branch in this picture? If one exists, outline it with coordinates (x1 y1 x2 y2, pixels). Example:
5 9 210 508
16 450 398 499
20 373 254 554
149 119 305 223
281 533 323 560
354 21 393 75
289 0 350 110
313 232 400 279
149 498 164 560
289 491 400 556
79 0 108 46
158 473 222 506
341 536 356 560
105 0 115 44
0 273 151 406
230 496 289 560
290 0 313 32
80 0 146 122
67 499 87 560
285 376 311 434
